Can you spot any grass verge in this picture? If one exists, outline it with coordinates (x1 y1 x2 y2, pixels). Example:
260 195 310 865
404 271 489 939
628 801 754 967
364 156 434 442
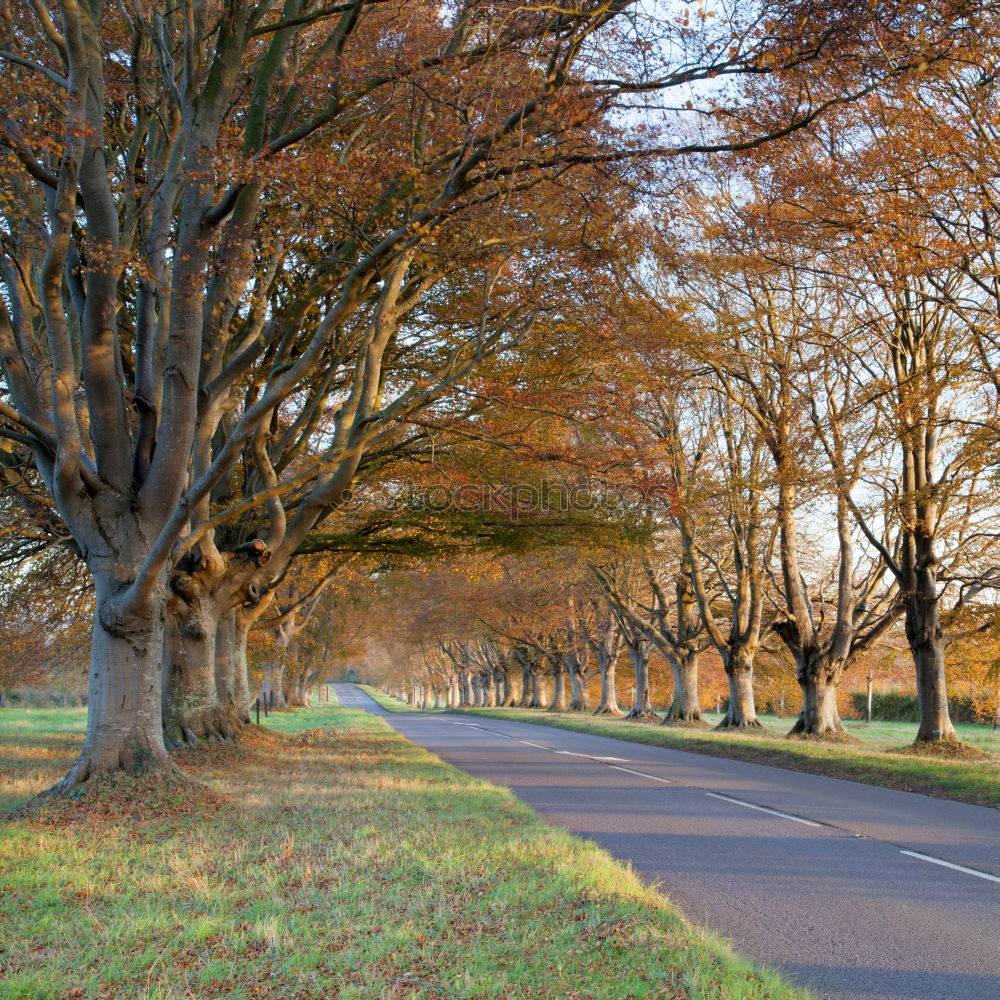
360 689 1000 809
1 702 809 1000
457 706 1000 809
360 685 415 713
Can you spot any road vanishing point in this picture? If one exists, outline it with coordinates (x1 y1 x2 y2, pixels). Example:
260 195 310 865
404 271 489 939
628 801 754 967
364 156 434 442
335 684 1000 1000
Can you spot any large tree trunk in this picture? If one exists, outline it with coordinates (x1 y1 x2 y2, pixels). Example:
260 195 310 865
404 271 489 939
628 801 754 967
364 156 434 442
513 648 542 707
531 672 546 708
233 615 254 723
288 670 309 707
519 665 534 706
548 664 566 711
567 661 581 710
593 656 623 716
567 659 591 712
264 660 288 709
905 565 957 742
625 642 657 721
162 543 270 745
911 634 956 742
716 649 761 729
475 673 493 708
788 651 846 736
502 670 518 706
162 605 235 747
214 610 250 729
52 576 176 792
662 650 703 725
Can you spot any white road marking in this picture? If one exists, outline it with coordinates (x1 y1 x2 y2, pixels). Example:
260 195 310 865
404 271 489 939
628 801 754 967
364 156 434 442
705 792 821 827
554 750 632 762
449 723 520 741
519 740 551 749
899 850 1000 885
607 764 673 784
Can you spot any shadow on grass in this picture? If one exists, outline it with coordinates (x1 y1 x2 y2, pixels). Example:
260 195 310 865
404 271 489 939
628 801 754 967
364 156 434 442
0 706 811 1000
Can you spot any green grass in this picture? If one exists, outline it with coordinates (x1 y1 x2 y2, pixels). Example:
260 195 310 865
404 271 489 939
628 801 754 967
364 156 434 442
255 690 341 733
0 693 342 813
0 706 88 813
361 688 1000 808
361 685 416 713
0 702 809 1000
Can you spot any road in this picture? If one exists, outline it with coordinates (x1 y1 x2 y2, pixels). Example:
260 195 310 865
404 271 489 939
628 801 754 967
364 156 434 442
334 685 1000 1000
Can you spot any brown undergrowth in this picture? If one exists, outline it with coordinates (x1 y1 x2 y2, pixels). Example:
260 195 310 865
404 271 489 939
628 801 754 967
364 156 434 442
894 741 992 762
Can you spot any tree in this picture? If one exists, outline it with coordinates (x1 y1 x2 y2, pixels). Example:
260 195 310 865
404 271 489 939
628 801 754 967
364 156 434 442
580 596 624 716
672 199 904 735
0 0 975 789
749 104 1000 742
593 562 659 721
0 0 644 785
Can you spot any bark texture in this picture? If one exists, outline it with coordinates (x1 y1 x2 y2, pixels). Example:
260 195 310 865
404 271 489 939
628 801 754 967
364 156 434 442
662 650 703 725
52 577 176 792
716 650 761 730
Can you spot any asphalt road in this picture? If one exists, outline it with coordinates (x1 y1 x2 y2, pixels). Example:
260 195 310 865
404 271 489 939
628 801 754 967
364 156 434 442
334 684 1000 1000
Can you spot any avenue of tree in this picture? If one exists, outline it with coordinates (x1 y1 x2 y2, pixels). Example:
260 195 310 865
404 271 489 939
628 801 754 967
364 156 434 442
1 0 999 794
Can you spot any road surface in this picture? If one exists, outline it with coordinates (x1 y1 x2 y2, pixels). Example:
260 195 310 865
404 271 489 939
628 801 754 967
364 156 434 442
334 684 999 1000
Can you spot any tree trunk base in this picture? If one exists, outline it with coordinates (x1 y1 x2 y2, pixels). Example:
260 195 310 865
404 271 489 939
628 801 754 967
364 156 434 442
593 704 624 717
625 709 660 723
164 704 245 749
787 715 854 740
914 729 958 744
46 740 185 796
714 716 763 731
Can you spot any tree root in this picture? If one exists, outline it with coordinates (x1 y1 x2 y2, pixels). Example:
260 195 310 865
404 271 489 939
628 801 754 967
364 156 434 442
714 716 764 731
625 709 660 723
42 742 188 799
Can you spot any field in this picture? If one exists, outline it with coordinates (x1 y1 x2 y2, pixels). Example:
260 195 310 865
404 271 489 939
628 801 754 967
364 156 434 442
0 702 809 1000
362 688 1000 809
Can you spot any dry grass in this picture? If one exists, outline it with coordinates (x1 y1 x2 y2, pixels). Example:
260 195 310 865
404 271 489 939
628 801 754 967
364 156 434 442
0 704 810 1000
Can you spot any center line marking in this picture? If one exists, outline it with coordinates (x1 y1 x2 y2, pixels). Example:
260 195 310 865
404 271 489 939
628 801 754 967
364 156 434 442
899 850 1000 884
705 792 821 827
607 764 673 784
519 740 551 749
555 751 632 762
